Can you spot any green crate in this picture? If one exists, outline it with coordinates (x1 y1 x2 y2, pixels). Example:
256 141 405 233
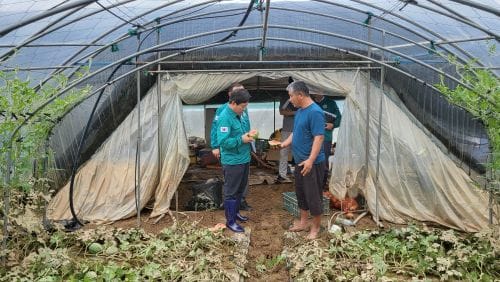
282 191 330 217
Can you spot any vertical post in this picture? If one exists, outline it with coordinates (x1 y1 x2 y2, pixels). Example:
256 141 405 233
2 145 11 266
488 154 494 225
259 0 270 61
258 0 263 61
135 34 142 227
363 23 372 185
156 19 162 193
374 31 386 226
273 99 276 133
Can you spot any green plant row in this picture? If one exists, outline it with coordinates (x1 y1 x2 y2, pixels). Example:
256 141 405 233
1 218 247 281
435 60 500 181
283 225 499 281
0 70 90 191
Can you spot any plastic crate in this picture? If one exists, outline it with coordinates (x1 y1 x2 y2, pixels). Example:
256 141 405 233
282 192 330 217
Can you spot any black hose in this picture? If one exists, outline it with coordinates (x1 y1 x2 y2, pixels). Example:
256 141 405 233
68 61 128 227
68 0 256 224
216 0 255 43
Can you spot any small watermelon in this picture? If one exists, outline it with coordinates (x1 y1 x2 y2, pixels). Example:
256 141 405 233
88 242 103 254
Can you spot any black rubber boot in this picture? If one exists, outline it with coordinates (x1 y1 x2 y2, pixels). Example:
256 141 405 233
225 199 244 233
236 198 249 222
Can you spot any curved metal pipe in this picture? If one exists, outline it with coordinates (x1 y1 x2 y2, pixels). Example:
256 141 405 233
268 25 487 99
0 0 136 61
36 0 222 88
318 0 483 65
71 3 470 75
8 19 496 159
32 22 495 122
0 0 98 37
410 1 499 40
270 7 458 73
0 1 91 61
448 0 500 17
39 0 491 88
30 0 493 89
5 32 468 149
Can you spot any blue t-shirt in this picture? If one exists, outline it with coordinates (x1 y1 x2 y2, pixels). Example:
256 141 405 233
292 102 325 164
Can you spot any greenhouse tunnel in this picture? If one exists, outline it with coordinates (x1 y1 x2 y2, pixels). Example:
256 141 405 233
1 0 498 232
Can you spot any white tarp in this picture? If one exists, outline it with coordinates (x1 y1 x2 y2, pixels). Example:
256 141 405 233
47 77 190 223
48 70 494 231
329 71 495 232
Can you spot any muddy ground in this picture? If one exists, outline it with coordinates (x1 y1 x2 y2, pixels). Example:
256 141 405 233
111 165 378 281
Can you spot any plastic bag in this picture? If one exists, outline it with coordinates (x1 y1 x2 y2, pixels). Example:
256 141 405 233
185 178 223 211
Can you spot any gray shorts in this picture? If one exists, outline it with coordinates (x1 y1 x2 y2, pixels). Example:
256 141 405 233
294 161 325 216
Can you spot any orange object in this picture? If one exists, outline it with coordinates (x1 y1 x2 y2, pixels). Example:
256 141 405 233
323 191 359 212
208 223 226 232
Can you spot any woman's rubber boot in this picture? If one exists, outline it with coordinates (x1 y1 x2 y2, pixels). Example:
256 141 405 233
236 198 249 222
225 199 244 233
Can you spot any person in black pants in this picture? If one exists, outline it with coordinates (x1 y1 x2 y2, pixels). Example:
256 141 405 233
216 89 256 232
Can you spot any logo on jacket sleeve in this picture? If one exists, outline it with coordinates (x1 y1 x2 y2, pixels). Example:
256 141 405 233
220 127 229 132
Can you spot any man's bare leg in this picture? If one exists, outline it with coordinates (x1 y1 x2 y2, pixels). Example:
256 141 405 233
306 215 321 239
289 209 309 232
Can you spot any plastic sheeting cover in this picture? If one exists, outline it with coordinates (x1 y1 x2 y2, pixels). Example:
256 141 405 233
330 71 495 232
48 70 494 231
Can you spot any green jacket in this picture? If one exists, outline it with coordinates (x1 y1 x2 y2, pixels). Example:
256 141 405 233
211 102 250 148
316 97 342 142
216 106 251 165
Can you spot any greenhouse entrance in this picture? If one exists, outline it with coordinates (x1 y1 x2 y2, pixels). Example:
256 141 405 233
46 69 493 233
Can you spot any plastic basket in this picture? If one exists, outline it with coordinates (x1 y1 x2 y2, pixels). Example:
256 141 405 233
282 191 330 217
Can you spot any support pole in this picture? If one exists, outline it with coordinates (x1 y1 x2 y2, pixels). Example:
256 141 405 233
156 20 163 204
135 35 142 227
259 0 271 61
374 31 386 227
363 23 372 187
273 99 276 133
2 146 11 266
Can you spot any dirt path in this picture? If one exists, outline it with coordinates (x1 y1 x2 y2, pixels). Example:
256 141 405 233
108 165 380 281
110 167 294 281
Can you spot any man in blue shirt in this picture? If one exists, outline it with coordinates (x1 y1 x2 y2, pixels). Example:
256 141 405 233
311 89 342 189
281 81 325 240
217 89 256 232
210 83 252 210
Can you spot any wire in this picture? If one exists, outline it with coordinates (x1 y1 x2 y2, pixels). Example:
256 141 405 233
144 0 254 53
161 2 217 21
96 0 143 28
104 0 148 25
